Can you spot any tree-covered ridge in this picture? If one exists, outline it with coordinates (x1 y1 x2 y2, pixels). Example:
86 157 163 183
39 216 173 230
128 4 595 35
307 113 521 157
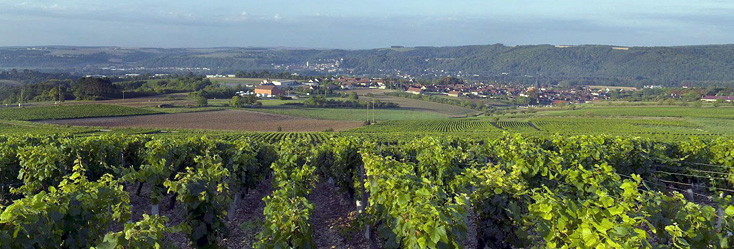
3 45 734 85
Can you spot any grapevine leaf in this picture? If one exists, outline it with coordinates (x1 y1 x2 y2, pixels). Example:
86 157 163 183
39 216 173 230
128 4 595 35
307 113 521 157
725 206 734 216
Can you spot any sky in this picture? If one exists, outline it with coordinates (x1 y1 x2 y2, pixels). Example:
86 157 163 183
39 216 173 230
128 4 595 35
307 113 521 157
1 0 733 49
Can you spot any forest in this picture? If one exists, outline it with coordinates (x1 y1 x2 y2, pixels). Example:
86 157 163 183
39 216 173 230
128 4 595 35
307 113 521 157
4 44 734 86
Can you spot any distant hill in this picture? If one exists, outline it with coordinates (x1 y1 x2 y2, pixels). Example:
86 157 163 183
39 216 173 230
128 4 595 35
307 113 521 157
2 44 734 86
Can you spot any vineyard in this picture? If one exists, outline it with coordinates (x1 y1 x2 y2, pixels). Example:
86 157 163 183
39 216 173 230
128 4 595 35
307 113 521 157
1 133 734 248
346 117 721 140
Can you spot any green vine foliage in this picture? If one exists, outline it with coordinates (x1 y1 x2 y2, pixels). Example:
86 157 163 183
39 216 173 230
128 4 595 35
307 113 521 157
128 136 215 205
310 137 363 198
454 164 528 249
0 159 129 248
526 174 652 249
256 187 316 249
164 155 231 249
645 192 734 249
0 142 22 203
94 214 176 249
1 133 734 249
256 140 317 249
363 153 468 249
14 143 71 196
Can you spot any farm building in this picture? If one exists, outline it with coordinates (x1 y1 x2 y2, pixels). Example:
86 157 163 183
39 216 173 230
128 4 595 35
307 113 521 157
448 91 462 97
254 85 286 97
407 87 423 95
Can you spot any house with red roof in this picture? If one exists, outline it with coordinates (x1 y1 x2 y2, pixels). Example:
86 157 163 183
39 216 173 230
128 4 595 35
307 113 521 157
407 87 423 95
254 85 285 97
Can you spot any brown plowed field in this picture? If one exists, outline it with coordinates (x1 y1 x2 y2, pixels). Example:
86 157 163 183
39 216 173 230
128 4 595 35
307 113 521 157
42 109 362 132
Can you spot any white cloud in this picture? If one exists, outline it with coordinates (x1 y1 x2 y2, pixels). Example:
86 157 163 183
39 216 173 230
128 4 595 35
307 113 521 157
273 13 281 21
241 11 248 16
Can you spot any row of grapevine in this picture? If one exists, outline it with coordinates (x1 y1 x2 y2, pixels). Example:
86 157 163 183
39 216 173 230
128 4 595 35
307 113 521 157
352 134 734 248
361 138 473 248
0 134 278 248
235 132 332 144
494 121 540 132
345 117 725 141
348 119 504 133
256 140 318 248
1 133 734 248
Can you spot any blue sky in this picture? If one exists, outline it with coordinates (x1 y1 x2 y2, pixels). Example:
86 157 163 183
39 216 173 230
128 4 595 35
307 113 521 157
1 0 733 48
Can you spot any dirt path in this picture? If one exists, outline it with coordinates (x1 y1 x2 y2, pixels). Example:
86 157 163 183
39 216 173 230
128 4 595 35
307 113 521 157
309 180 369 249
222 180 273 249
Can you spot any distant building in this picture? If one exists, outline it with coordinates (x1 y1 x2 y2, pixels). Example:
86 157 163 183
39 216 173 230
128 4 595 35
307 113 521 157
448 91 462 97
340 82 355 90
254 85 285 97
407 87 423 95
552 100 569 105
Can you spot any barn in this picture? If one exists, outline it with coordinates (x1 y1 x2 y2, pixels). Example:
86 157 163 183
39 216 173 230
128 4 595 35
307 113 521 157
254 85 286 97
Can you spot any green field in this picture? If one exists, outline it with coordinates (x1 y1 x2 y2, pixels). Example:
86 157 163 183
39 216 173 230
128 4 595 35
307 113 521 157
0 104 160 121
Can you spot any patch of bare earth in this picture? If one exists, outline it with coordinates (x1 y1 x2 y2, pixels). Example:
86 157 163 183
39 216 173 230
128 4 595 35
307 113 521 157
41 109 363 132
309 180 369 249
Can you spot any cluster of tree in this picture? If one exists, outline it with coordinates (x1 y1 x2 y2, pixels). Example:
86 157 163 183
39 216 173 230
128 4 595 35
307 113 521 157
0 74 251 104
434 76 464 85
601 85 734 102
72 77 121 100
0 80 71 105
302 96 399 109
0 77 123 104
230 95 261 108
188 92 208 107
114 76 213 94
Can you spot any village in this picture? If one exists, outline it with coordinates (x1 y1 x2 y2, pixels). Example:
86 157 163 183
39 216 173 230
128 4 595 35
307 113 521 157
227 75 646 106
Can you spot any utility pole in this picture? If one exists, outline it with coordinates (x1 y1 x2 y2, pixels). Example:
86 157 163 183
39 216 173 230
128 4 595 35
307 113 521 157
372 98 375 124
18 88 23 107
366 98 369 125
57 82 61 105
